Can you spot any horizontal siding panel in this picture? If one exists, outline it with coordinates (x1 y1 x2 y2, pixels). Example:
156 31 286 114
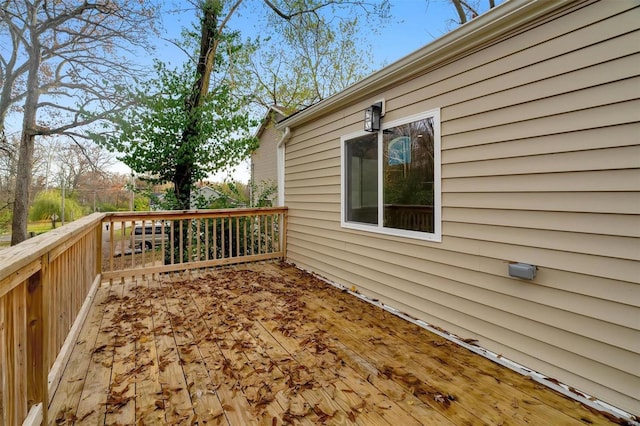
443 146 640 177
387 17 639 126
288 209 341 223
287 239 640 392
443 192 640 214
286 194 338 204
443 208 639 238
286 156 340 174
442 170 640 192
288 218 640 329
443 100 640 149
442 123 640 163
445 53 640 121
287 137 339 159
287 146 337 165
286 202 338 213
285 176 340 188
442 77 640 135
286 167 340 181
286 185 340 196
286 123 349 154
443 222 639 261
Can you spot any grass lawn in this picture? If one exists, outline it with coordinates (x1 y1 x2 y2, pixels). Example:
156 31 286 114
28 221 55 234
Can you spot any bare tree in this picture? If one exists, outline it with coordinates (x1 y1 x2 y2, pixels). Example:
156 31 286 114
55 141 115 192
0 134 18 209
448 0 499 25
245 6 387 111
0 0 160 244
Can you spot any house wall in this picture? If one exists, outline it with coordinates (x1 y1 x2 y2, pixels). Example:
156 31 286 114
252 123 280 185
282 0 640 414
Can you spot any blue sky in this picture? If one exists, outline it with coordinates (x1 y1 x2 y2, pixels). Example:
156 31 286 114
155 0 467 77
148 0 476 182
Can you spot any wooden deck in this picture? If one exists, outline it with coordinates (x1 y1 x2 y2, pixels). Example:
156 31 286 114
49 262 616 425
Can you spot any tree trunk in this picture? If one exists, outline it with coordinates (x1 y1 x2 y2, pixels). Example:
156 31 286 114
173 0 220 210
11 6 41 246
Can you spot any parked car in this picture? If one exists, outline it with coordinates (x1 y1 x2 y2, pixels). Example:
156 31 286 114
133 223 169 250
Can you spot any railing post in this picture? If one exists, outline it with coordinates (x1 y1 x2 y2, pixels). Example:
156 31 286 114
2 282 27 425
27 254 49 425
282 209 287 260
96 220 103 276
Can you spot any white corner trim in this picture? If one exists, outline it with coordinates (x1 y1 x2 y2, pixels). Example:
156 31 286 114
277 127 291 206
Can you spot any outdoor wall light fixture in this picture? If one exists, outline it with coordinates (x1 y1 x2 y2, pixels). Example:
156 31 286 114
364 102 383 132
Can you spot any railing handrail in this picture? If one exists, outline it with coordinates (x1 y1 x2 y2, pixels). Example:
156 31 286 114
0 212 105 296
105 206 287 221
101 207 288 280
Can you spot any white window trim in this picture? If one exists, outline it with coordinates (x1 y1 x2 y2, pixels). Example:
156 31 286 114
340 108 441 242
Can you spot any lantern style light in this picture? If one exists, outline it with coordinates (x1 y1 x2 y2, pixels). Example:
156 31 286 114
364 102 382 132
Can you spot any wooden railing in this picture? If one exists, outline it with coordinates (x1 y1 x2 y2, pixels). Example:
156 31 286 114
0 207 287 425
0 213 103 425
384 204 434 233
101 208 287 280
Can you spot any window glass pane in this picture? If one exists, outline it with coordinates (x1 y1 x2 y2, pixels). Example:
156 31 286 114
383 117 435 233
345 133 378 225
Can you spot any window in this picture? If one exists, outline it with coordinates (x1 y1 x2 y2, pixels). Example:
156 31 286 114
341 109 441 241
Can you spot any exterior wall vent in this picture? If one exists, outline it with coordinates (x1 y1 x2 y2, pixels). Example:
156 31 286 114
509 263 537 280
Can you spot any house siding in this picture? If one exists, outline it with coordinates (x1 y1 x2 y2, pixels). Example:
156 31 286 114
252 123 280 185
281 0 640 414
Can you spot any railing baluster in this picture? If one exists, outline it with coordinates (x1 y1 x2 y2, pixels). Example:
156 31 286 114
228 217 233 258
97 208 287 279
205 218 210 261
179 220 184 268
258 215 262 255
196 218 202 263
235 216 240 258
187 218 193 265
221 218 225 260
212 217 217 260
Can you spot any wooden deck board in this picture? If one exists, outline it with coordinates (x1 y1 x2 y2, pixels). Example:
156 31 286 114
49 262 618 425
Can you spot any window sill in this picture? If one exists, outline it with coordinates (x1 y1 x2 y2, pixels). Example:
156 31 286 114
341 221 442 243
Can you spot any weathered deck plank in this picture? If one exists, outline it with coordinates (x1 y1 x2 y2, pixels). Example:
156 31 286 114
49 262 618 425
48 282 110 424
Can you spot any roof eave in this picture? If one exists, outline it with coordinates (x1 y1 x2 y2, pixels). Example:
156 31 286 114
276 0 576 130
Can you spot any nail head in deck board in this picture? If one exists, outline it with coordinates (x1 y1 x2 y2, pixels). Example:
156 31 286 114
49 262 621 425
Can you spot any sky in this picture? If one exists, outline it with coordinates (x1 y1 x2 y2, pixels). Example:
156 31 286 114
155 0 463 67
134 0 473 183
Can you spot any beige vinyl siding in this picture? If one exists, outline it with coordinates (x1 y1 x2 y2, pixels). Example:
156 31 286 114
252 124 279 184
282 0 640 413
